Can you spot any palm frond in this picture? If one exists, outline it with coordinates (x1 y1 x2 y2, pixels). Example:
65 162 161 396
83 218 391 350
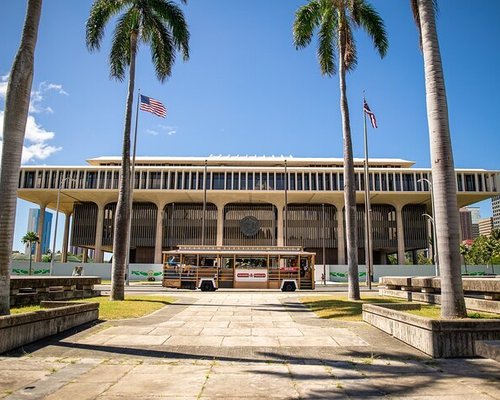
317 6 337 76
141 10 175 81
352 0 387 58
109 8 138 81
86 0 124 51
149 0 190 61
293 0 321 49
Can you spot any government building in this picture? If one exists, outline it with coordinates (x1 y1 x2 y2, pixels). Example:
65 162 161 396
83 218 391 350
17 156 500 265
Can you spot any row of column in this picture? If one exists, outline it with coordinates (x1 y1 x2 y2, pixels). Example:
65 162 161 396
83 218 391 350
35 201 410 265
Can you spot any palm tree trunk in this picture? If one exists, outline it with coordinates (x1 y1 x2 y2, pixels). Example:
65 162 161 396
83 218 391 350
417 0 466 318
110 31 138 301
0 0 42 316
338 26 360 301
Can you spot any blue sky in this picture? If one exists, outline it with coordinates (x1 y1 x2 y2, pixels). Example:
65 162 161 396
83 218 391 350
1 0 499 252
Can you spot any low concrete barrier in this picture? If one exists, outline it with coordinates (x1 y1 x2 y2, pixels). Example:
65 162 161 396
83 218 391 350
10 276 101 306
0 301 99 354
362 303 500 358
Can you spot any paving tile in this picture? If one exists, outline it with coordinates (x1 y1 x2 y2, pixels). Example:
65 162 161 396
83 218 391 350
98 326 156 336
157 320 187 327
77 364 134 383
164 335 224 347
104 335 170 346
221 336 280 347
184 320 230 328
251 327 303 337
149 327 203 336
279 336 339 347
200 327 251 336
45 382 113 400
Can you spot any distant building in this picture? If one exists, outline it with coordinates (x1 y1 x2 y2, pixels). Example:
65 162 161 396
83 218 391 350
493 196 500 229
459 208 474 241
478 217 494 237
26 208 52 255
463 206 481 238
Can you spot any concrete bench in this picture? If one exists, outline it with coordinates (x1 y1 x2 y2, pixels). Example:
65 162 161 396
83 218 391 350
10 277 101 306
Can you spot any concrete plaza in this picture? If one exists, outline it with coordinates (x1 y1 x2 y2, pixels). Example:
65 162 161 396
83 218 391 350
1 291 499 399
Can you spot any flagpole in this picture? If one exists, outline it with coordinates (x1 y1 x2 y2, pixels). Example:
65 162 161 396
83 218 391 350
125 88 140 286
201 159 207 246
363 95 373 289
284 159 288 247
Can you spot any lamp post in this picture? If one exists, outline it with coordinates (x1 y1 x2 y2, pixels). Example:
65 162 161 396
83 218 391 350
50 176 77 275
418 177 439 276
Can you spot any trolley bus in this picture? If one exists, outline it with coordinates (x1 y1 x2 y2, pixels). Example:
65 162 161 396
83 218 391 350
162 246 315 291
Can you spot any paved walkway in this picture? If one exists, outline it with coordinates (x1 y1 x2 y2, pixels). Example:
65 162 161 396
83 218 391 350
1 292 499 399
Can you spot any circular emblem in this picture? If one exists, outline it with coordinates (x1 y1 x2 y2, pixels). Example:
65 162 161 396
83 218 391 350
240 216 260 237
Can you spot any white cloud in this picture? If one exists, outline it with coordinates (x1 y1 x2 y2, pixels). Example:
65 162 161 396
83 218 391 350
146 129 159 136
29 81 68 114
0 74 8 99
0 73 66 164
158 124 177 136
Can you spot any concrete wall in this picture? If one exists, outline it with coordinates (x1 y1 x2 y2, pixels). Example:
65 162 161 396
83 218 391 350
0 302 99 354
314 264 498 283
362 303 500 358
11 262 163 281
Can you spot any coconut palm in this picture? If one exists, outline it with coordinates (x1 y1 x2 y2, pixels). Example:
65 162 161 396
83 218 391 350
410 0 466 318
86 0 189 300
293 0 387 300
0 0 43 316
21 232 40 276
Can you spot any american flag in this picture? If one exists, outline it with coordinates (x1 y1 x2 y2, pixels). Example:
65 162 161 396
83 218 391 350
363 99 378 129
140 95 167 118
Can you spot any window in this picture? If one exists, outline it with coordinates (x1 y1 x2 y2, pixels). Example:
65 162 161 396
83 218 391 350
247 172 254 190
402 174 414 191
325 173 331 191
233 172 239 190
276 173 285 190
213 172 225 190
465 174 475 191
297 173 303 190
311 173 317 190
289 173 296 190
269 173 274 190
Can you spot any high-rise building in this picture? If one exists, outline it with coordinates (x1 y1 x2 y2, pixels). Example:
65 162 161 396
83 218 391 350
463 206 481 238
492 196 500 229
459 208 473 241
26 208 53 255
478 217 494 237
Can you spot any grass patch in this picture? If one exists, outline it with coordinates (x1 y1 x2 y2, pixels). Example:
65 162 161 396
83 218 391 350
300 294 406 321
405 305 500 320
10 305 41 315
10 295 174 320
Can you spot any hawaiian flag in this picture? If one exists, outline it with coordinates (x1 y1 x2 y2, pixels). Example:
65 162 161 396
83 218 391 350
363 99 378 129
140 95 167 118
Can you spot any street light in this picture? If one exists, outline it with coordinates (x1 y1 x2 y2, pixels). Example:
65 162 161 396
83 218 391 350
50 176 77 275
418 178 439 276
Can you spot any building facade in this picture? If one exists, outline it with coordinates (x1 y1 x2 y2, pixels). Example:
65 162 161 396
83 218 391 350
478 218 494 237
25 208 52 256
459 208 473 242
17 156 500 264
492 195 500 229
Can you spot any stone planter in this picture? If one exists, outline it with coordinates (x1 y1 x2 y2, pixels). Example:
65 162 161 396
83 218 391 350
362 303 500 358
0 301 99 354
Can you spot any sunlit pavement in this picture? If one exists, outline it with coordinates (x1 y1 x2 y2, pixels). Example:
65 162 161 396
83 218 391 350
1 291 499 399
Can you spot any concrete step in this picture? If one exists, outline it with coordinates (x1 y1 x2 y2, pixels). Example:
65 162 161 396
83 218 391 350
475 340 500 362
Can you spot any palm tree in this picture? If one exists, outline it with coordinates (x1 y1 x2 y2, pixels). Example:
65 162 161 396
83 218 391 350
293 0 387 300
21 231 40 276
86 0 189 300
0 0 43 316
410 0 466 318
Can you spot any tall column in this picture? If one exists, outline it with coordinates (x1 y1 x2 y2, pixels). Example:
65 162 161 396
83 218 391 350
336 205 346 265
94 203 105 263
216 203 225 246
276 203 284 246
396 205 406 265
35 205 46 262
61 212 72 263
154 204 164 264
